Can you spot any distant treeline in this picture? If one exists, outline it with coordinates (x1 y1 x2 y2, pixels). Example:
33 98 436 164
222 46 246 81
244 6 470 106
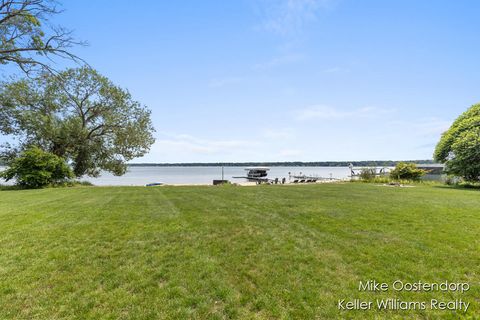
129 160 438 167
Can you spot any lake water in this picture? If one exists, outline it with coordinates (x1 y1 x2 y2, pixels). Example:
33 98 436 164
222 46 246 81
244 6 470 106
0 165 443 186
83 166 353 186
0 166 353 186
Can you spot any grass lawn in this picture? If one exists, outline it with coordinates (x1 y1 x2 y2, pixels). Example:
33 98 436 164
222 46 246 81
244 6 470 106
0 183 478 319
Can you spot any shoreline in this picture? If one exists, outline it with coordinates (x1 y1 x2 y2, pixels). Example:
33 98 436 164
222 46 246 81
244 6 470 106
90 180 348 187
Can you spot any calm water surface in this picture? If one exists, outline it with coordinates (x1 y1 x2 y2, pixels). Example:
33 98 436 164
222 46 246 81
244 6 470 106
0 166 352 186
84 166 352 186
0 166 442 186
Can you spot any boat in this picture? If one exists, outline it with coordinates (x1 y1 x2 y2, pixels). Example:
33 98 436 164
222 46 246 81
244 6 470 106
245 167 269 178
233 167 271 182
145 182 163 187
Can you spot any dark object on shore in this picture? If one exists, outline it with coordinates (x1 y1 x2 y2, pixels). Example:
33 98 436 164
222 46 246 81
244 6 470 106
146 182 163 187
213 180 229 185
388 182 402 187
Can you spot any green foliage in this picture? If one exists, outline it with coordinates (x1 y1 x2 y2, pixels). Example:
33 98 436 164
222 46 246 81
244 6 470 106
443 175 480 189
0 67 155 177
358 168 376 181
351 176 438 186
434 103 480 182
444 175 460 186
50 180 94 188
389 162 426 181
0 146 73 188
1 179 93 190
0 0 83 75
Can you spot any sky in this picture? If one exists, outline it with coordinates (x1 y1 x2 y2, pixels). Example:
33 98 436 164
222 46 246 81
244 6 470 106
5 0 480 162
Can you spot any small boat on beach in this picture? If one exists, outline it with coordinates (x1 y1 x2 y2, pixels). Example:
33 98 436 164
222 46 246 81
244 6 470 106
145 182 163 187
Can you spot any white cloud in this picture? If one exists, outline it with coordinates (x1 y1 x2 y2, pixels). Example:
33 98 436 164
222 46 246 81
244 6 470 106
296 105 395 121
258 0 333 36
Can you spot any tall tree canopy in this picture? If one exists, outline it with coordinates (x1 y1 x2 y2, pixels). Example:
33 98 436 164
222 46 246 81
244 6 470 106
0 67 155 177
0 0 83 74
434 103 480 182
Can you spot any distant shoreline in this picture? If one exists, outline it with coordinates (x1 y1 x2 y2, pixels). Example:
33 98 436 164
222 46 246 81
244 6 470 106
128 160 439 167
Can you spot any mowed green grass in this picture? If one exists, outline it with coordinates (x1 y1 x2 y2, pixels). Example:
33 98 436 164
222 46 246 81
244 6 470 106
0 183 478 319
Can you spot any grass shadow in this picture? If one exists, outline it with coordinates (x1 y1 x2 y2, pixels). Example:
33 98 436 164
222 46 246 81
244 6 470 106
0 185 24 191
1 180 94 191
432 184 480 192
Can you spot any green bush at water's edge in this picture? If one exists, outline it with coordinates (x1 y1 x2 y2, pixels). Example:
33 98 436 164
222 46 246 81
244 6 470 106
389 162 427 181
358 168 376 181
0 147 74 188
355 163 432 184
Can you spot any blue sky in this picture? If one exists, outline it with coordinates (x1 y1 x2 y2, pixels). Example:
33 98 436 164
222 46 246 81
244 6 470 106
10 0 480 162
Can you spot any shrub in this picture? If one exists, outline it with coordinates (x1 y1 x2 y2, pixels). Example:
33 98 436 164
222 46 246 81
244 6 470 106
389 162 426 181
52 180 94 188
0 147 73 188
444 175 460 186
359 168 376 181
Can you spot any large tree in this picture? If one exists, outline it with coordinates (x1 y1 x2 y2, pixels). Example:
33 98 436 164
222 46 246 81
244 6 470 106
0 67 155 177
0 0 84 74
434 103 480 182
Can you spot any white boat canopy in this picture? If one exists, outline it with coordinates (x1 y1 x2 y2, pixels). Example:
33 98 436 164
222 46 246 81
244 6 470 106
244 167 270 171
